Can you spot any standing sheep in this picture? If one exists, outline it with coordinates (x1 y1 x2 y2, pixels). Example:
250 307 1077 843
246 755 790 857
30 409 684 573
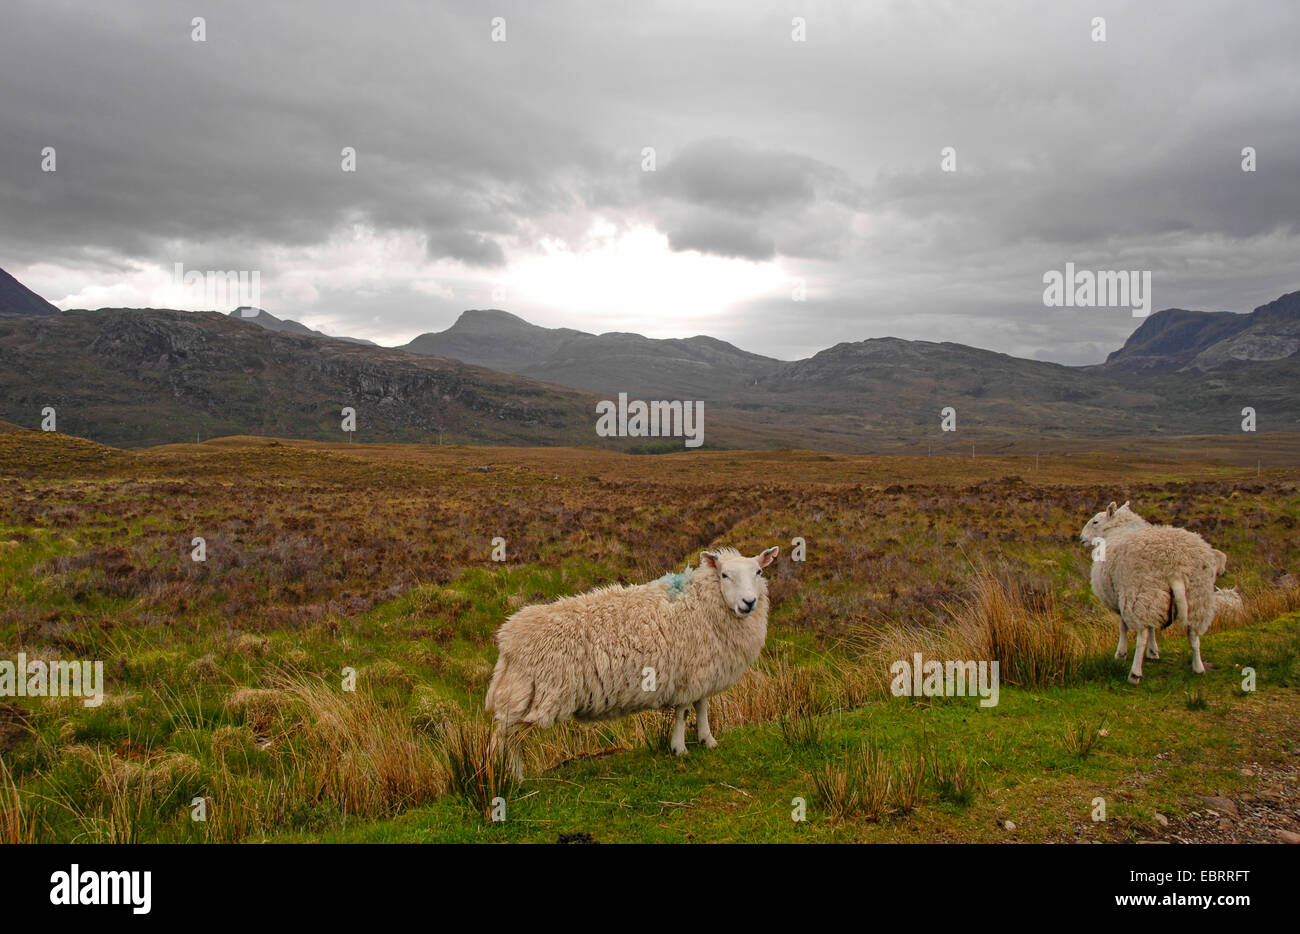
1080 501 1222 684
1145 548 1230 660
486 545 780 776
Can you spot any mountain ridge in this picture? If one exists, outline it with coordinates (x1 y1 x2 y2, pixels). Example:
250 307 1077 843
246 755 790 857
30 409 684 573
3 266 1298 449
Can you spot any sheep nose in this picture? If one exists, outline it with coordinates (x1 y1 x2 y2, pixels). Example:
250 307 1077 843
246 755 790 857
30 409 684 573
741 598 756 612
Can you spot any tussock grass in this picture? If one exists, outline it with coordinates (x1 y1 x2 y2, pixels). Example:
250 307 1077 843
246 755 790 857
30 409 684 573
437 716 520 818
1062 717 1108 759
277 674 447 819
778 708 825 749
812 739 933 821
927 741 982 806
813 742 894 821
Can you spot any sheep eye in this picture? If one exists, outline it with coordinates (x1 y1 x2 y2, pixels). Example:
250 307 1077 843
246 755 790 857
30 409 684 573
721 573 729 580
755 569 762 576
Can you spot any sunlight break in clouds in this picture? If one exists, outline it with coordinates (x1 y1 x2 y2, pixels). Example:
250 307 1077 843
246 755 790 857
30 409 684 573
505 223 787 335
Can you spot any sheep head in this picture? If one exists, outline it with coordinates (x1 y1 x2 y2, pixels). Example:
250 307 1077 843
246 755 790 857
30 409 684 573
700 546 779 617
1079 500 1136 544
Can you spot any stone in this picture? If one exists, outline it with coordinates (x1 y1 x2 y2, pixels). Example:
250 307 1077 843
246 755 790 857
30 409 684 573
1196 795 1239 818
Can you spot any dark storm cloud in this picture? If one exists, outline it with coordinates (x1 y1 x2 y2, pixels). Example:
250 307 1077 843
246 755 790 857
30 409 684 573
664 213 777 262
1 0 1298 362
647 138 859 215
645 138 863 261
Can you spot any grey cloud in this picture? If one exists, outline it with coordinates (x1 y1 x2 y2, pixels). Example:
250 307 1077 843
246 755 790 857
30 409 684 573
644 138 863 261
647 138 854 215
664 212 776 261
2 0 1298 365
425 230 506 268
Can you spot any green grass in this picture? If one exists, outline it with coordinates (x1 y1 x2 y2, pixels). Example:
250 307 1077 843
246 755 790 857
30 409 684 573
274 614 1300 843
4 436 1300 843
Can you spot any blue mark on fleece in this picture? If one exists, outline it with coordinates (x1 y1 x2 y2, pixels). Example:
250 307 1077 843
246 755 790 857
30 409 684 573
655 569 693 600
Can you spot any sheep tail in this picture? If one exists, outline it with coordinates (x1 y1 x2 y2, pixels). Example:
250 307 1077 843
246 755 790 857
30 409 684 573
1163 578 1189 630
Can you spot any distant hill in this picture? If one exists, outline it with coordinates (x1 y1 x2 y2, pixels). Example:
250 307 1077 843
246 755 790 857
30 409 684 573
403 310 779 398
404 309 586 373
0 267 61 317
1104 291 1300 373
2 266 1297 449
403 301 1300 439
228 307 376 345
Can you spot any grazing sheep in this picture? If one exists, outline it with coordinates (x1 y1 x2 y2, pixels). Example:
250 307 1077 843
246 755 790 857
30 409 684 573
485 545 780 776
1080 501 1222 684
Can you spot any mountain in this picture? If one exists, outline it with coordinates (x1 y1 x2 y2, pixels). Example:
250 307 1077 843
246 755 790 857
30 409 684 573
1104 291 1300 373
403 310 779 398
0 267 61 317
2 265 1297 450
229 307 376 345
755 336 1156 430
403 309 586 372
0 308 607 448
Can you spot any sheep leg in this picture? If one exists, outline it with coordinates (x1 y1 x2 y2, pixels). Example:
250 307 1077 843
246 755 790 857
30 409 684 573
1145 629 1161 660
1128 627 1149 685
670 704 688 756
1189 630 1206 675
695 698 717 749
1115 618 1128 660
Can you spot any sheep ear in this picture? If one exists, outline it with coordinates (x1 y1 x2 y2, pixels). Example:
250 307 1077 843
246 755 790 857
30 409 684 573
1120 500 1130 511
1106 501 1117 516
700 551 720 570
757 546 779 568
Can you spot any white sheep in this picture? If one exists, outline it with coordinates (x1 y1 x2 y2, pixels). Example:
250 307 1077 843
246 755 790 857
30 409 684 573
1142 549 1230 661
1080 501 1222 684
1213 585 1244 620
485 545 780 776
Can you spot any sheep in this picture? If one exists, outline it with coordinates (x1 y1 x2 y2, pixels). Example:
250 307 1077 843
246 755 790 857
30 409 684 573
485 545 780 777
1080 501 1222 684
1142 549 1230 661
1213 585 1244 621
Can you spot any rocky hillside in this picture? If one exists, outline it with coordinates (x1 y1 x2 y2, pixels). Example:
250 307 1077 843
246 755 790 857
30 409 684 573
0 309 605 447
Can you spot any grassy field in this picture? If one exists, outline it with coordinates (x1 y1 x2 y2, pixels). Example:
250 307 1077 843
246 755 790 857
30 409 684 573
1 428 1298 843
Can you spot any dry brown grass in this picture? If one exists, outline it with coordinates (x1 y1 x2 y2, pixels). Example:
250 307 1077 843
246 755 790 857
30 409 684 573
853 574 1106 692
0 756 35 844
277 675 448 819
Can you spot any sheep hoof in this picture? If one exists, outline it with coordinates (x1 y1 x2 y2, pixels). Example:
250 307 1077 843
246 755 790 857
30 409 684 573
671 744 688 756
1127 673 1142 685
701 736 718 750
1114 650 1125 660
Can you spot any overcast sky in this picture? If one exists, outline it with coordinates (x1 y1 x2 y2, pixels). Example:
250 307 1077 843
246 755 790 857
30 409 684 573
2 0 1298 364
